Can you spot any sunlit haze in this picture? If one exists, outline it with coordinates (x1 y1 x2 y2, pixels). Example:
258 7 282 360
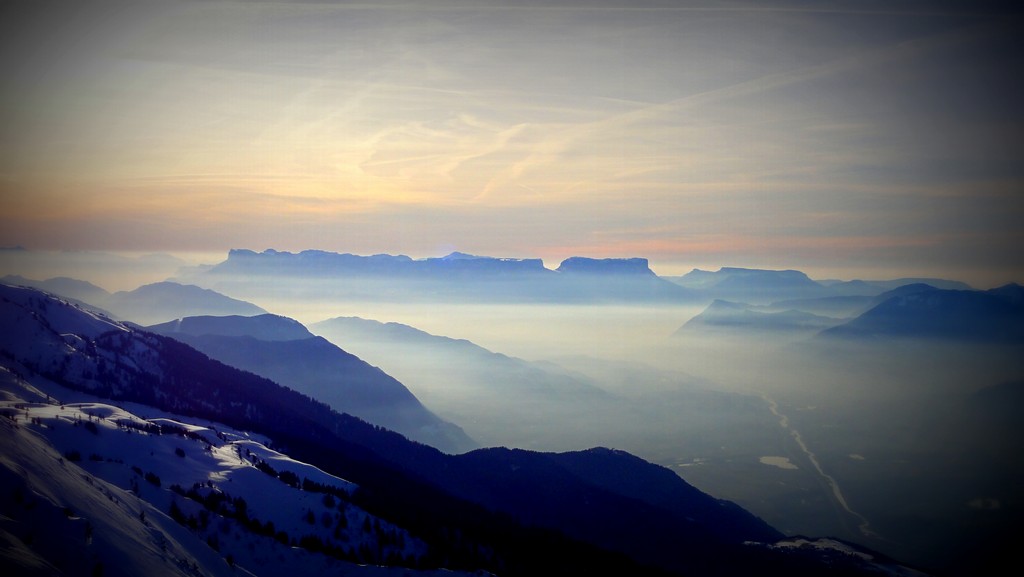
2 0 1022 286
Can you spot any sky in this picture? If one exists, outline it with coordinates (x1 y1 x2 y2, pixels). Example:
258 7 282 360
1 0 1022 286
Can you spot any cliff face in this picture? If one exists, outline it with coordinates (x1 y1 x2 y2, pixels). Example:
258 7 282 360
556 257 655 276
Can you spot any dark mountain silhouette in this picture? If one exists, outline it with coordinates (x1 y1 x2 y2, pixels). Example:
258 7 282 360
819 287 1024 342
0 284 913 576
987 283 1024 307
104 281 267 325
148 314 476 454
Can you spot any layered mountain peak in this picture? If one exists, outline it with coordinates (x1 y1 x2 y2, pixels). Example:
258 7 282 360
148 314 477 454
1 274 111 304
104 281 267 325
820 287 1024 342
668 266 826 303
0 283 126 353
148 314 314 342
556 256 654 276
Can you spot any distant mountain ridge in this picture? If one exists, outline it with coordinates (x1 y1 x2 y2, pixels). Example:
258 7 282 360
1 274 111 304
556 256 656 276
189 248 695 303
668 267 823 299
674 282 1024 344
666 267 974 304
2 276 267 325
105 282 267 325
820 285 1024 343
821 277 973 293
767 284 940 318
310 316 614 449
150 313 314 341
148 314 476 453
675 300 842 336
213 248 550 277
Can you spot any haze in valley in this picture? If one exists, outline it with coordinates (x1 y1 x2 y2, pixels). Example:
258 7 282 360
2 2 1022 576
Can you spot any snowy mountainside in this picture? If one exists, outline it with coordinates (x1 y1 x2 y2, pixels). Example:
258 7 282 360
0 282 124 342
0 415 239 577
0 367 476 576
0 283 129 389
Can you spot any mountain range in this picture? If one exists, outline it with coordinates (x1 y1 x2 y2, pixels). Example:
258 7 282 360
185 249 695 303
310 316 616 450
819 284 1024 343
147 314 476 454
1 275 267 325
675 299 842 337
665 267 973 304
168 248 986 307
0 282 925 576
672 282 1024 345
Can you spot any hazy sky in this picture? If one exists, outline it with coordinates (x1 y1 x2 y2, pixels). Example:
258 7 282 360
1 0 1022 284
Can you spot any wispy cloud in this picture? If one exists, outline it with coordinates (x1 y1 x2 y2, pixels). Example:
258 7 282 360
2 0 1020 283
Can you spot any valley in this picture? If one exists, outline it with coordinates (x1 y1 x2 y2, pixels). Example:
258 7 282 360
2 254 1022 576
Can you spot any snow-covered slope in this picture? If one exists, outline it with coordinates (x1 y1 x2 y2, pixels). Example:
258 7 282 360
0 405 239 577
0 367 474 577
